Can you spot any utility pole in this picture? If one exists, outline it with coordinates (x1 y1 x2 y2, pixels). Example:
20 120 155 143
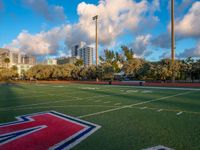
171 0 175 82
93 15 98 66
93 15 99 82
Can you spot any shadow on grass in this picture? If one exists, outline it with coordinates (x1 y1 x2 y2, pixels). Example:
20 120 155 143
0 82 26 108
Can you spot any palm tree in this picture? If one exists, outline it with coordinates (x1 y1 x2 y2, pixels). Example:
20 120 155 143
4 57 10 68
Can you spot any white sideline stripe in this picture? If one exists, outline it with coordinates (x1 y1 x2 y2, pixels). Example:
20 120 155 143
126 90 138 93
177 112 183 115
157 109 163 112
143 145 174 150
102 85 200 91
0 105 119 111
78 91 193 118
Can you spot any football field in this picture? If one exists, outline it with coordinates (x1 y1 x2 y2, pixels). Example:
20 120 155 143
0 83 200 150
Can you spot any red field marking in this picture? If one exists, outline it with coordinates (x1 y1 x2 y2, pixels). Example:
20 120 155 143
0 111 100 150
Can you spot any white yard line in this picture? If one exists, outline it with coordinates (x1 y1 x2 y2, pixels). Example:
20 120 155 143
78 91 193 118
157 109 163 112
140 107 147 109
176 112 183 115
131 106 200 115
102 85 200 91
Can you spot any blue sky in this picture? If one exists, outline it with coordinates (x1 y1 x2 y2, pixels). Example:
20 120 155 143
0 0 200 61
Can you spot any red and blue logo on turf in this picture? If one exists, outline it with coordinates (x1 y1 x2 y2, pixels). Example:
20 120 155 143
0 111 100 150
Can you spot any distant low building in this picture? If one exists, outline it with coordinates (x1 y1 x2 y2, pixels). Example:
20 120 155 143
44 58 57 65
57 57 77 65
0 48 36 75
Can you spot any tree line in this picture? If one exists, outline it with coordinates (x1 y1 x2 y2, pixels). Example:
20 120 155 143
0 46 200 82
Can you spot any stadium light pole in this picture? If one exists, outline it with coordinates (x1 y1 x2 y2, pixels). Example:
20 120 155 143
93 15 99 82
93 15 98 66
171 0 175 83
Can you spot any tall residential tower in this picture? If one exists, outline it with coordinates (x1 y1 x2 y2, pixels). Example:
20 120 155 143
71 42 94 66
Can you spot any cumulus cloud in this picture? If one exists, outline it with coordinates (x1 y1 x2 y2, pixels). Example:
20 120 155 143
175 1 200 38
151 0 160 13
5 0 160 56
65 0 161 47
178 41 200 58
152 1 200 49
69 0 149 46
23 0 66 22
131 34 152 57
5 25 71 55
175 1 200 58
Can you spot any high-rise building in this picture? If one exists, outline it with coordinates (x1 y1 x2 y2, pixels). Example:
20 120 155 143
0 48 36 75
71 42 94 66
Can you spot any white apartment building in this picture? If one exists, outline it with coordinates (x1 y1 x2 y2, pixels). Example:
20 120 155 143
71 42 94 66
0 48 36 75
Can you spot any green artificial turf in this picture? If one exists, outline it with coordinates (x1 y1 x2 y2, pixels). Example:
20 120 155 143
0 83 200 150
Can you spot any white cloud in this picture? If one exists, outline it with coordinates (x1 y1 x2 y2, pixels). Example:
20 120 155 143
71 0 149 46
132 34 152 57
5 25 71 55
175 1 200 38
65 0 160 47
151 0 160 12
152 1 199 49
5 0 160 56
